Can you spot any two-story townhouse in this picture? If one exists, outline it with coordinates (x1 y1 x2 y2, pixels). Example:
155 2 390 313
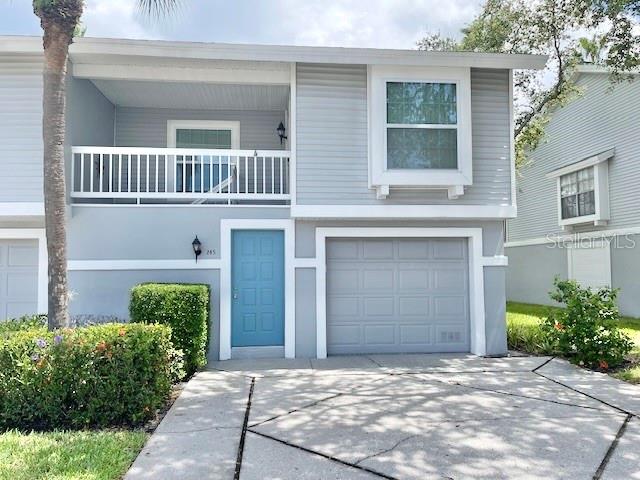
506 66 640 316
0 36 545 360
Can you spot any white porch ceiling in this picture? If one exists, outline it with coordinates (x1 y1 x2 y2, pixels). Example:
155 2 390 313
91 79 289 111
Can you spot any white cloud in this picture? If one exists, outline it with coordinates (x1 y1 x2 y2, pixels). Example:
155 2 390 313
0 0 481 49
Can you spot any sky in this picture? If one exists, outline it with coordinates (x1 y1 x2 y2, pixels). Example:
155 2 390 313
0 0 481 49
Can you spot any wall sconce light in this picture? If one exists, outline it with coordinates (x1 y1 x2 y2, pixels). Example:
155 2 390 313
277 122 287 145
192 236 202 262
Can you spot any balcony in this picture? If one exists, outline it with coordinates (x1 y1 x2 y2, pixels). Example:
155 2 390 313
71 147 291 205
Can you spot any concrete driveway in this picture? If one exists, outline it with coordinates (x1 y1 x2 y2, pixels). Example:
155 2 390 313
126 355 640 480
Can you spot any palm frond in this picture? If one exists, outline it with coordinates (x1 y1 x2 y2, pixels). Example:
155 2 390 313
137 0 180 18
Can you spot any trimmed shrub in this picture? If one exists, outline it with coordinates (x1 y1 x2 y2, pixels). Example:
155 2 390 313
542 278 633 369
0 323 174 430
0 315 46 333
130 283 210 376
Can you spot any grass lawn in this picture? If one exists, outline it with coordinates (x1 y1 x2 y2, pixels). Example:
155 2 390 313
0 430 147 480
506 302 640 383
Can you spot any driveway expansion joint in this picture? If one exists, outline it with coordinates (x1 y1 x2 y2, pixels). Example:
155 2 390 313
534 371 636 417
400 372 608 413
593 414 633 479
234 376 255 480
247 429 398 480
532 355 556 372
248 392 344 428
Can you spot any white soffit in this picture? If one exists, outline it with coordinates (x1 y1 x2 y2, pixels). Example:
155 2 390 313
91 79 290 111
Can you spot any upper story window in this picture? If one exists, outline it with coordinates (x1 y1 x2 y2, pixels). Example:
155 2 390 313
386 82 458 170
369 65 472 199
547 149 613 228
560 167 595 219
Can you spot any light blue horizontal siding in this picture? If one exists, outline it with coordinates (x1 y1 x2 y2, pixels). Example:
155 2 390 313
295 64 512 205
0 56 43 202
115 107 284 150
508 73 640 242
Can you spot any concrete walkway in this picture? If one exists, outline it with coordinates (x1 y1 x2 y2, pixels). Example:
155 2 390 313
125 354 640 480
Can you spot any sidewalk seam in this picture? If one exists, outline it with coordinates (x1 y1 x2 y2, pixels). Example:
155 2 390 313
234 377 255 480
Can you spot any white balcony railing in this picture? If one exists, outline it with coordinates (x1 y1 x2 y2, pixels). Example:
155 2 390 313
71 147 291 203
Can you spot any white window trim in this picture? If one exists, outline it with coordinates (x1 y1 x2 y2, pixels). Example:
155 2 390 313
219 219 295 361
167 120 240 149
547 149 613 228
0 228 47 314
314 227 487 359
369 65 473 197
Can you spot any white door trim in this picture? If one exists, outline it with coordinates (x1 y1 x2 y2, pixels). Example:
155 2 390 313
219 219 295 360
314 227 486 359
0 228 47 314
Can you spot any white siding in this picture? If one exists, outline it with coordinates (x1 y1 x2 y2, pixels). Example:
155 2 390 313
508 73 640 241
0 55 43 202
295 64 512 205
115 107 284 150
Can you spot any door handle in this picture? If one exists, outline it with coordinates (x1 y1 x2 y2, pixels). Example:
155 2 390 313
233 289 238 300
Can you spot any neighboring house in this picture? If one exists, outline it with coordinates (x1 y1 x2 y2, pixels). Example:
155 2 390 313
506 66 640 316
0 35 544 360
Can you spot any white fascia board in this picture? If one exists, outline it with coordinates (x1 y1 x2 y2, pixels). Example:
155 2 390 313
0 36 43 54
290 204 517 219
546 148 615 178
72 62 291 85
0 202 45 217
575 64 640 75
68 37 547 70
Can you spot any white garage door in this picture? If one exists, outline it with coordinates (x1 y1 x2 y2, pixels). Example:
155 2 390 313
0 240 39 321
326 238 470 355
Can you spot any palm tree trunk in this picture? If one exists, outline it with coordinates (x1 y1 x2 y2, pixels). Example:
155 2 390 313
41 22 72 329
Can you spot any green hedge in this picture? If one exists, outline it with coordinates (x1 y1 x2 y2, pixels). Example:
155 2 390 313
0 323 174 430
130 283 210 377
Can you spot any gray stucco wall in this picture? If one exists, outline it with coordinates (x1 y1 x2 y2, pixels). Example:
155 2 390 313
69 269 222 361
67 77 115 147
508 73 640 242
68 206 290 261
506 243 569 307
0 55 43 202
295 64 512 206
507 234 640 317
114 107 285 150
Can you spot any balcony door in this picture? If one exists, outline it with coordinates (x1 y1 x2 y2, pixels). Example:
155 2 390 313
167 120 240 193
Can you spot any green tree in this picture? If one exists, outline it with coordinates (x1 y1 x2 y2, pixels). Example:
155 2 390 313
417 0 639 168
32 0 179 330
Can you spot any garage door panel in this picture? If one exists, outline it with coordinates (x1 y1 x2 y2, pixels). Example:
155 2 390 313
433 268 467 291
434 296 467 317
327 324 361 346
8 245 38 267
363 297 394 316
0 240 38 321
327 238 469 355
398 239 430 259
327 239 359 260
327 296 360 317
362 240 394 259
364 325 396 345
398 296 429 316
433 239 466 259
399 324 431 345
362 269 394 290
327 268 359 292
398 269 429 290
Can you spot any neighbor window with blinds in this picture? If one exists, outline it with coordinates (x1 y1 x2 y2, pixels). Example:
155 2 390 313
386 81 458 170
560 167 596 219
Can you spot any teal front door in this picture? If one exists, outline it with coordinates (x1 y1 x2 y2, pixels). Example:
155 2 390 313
231 230 285 347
